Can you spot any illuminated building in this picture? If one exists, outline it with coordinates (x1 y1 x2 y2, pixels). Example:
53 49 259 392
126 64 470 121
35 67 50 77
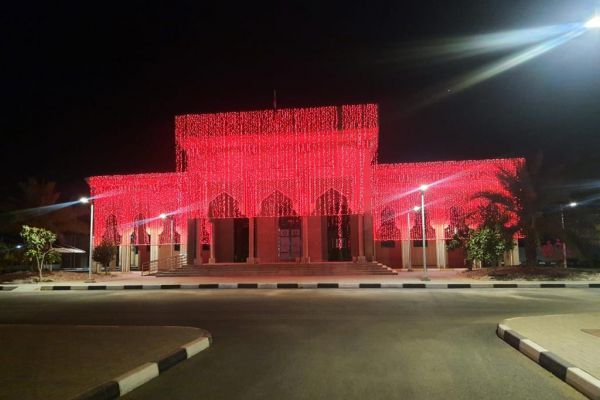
88 104 520 270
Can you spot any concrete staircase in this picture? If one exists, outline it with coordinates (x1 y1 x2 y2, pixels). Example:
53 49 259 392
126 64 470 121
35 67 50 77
156 261 397 277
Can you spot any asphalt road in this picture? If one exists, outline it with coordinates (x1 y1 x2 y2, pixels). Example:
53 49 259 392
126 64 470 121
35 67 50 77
0 289 598 399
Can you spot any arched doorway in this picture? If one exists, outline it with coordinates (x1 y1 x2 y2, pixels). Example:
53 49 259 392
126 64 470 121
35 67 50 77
101 214 121 271
131 214 151 271
209 193 248 263
316 189 352 261
260 191 302 262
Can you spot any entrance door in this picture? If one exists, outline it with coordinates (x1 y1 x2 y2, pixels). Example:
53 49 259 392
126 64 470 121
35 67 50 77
233 218 249 262
327 215 351 261
278 217 302 261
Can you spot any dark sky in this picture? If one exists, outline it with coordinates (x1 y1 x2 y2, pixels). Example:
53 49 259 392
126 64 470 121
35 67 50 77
2 1 599 197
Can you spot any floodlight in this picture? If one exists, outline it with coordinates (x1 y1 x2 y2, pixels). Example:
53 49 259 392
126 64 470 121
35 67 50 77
159 213 167 219
419 184 429 192
413 206 421 212
585 16 600 29
569 202 578 208
79 197 89 204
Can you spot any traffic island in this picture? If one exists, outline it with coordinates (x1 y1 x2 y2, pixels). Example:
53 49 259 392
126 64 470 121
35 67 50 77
497 313 600 399
0 325 211 400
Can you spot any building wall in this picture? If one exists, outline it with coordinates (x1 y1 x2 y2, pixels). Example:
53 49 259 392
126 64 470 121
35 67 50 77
375 240 403 268
214 219 235 262
410 240 438 267
307 216 325 261
256 217 278 262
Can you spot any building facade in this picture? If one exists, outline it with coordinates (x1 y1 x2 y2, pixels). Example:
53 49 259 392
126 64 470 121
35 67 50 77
87 104 521 271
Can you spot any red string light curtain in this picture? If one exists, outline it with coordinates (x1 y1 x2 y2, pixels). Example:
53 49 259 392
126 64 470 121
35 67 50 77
373 158 522 240
175 104 378 218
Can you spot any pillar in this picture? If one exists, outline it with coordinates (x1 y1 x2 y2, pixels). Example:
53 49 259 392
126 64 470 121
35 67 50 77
357 214 366 263
435 224 447 269
209 220 216 264
120 228 132 272
247 217 255 263
401 240 411 270
302 216 310 263
150 227 159 262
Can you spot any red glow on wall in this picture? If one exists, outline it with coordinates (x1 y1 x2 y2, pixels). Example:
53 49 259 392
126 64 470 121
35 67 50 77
87 104 522 244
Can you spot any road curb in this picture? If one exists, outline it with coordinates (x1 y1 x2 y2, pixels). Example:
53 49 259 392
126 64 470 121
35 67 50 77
0 285 17 291
71 332 211 400
35 282 600 291
496 323 600 400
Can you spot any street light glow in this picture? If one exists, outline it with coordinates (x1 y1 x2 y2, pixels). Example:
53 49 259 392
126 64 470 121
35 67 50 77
16 245 22 249
159 213 167 219
419 184 429 192
569 202 578 208
585 16 600 29
413 206 421 212
79 197 89 204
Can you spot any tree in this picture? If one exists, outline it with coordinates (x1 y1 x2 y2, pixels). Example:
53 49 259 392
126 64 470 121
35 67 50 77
473 159 542 266
465 226 512 267
92 239 117 275
20 225 61 281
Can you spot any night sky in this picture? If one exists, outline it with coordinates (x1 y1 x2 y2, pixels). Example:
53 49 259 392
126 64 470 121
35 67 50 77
2 1 599 197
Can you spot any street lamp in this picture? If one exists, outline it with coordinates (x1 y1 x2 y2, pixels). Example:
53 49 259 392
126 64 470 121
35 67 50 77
406 206 421 271
585 16 600 29
560 202 577 269
419 185 429 281
79 197 94 282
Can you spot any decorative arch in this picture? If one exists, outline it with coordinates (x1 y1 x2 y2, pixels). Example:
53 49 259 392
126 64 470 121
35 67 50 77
131 214 150 245
101 214 122 245
410 210 436 240
208 193 242 218
159 218 181 244
314 189 351 216
377 206 400 241
260 191 296 217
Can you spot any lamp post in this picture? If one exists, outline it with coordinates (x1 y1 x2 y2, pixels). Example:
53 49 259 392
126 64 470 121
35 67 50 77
560 202 577 269
419 185 429 281
79 197 94 282
407 206 421 271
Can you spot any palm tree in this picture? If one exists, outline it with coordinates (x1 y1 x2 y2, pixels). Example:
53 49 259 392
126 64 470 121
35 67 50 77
473 158 543 266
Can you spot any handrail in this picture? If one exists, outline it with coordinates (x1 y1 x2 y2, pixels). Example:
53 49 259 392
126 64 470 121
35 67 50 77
141 253 188 276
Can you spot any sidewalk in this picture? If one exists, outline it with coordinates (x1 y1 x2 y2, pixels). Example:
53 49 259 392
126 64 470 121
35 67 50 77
0 325 210 400
2 270 600 292
498 313 600 399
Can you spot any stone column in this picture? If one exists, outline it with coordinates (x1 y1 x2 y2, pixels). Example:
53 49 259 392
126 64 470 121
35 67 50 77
302 216 310 263
401 240 411 270
247 217 255 263
435 224 447 269
120 229 132 272
209 220 216 264
150 227 159 262
357 214 366 263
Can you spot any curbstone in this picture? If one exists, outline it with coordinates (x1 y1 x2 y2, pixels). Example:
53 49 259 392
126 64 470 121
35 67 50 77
116 362 158 396
26 282 600 292
497 322 600 399
70 331 211 400
566 368 600 400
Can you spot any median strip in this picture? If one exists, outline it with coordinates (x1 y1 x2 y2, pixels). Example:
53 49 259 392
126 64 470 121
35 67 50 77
497 322 600 400
72 333 211 400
